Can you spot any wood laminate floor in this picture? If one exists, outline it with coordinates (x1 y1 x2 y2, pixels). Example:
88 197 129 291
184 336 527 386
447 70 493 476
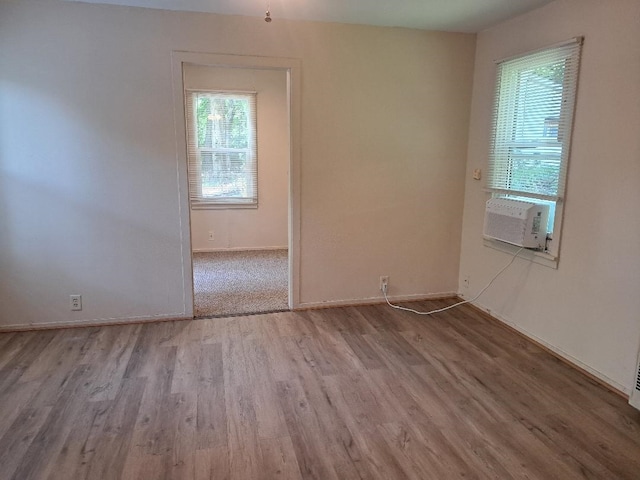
1 299 639 479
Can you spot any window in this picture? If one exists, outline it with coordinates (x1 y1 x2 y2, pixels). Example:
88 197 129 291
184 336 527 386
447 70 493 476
487 38 582 256
185 90 257 208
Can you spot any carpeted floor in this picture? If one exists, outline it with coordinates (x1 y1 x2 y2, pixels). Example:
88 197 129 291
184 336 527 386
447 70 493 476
193 249 289 318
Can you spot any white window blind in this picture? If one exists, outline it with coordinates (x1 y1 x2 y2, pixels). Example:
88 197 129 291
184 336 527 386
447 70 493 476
185 90 257 208
487 39 582 206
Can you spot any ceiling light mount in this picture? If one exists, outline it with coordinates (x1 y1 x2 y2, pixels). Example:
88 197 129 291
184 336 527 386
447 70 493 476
264 0 272 22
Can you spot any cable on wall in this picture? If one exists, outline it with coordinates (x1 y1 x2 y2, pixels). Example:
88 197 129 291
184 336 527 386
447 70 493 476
383 247 525 316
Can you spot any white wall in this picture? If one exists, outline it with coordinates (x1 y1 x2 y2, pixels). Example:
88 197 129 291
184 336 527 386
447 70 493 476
184 65 288 252
0 0 475 327
459 0 640 393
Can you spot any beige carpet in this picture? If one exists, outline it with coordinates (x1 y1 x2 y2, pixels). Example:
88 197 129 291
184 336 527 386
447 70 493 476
193 249 289 318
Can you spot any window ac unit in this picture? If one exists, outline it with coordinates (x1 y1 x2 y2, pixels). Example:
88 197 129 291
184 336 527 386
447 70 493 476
630 349 640 411
483 199 549 249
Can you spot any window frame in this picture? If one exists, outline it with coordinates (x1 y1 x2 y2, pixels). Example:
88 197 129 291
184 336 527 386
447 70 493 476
185 89 258 209
486 38 583 263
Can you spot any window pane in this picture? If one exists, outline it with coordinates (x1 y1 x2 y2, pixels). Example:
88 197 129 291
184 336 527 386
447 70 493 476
209 98 250 149
196 97 212 148
186 90 257 206
505 61 565 197
200 151 250 199
508 146 562 196
513 62 564 143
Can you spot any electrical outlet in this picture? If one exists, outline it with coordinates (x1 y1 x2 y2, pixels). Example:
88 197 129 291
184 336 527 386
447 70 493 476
70 294 82 311
208 231 215 241
379 276 389 292
463 275 470 289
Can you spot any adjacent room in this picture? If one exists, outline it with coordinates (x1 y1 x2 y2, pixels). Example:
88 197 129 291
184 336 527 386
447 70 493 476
184 64 290 318
1 0 639 478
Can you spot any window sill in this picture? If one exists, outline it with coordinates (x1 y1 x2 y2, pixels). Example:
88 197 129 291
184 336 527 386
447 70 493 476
483 237 558 269
191 203 258 210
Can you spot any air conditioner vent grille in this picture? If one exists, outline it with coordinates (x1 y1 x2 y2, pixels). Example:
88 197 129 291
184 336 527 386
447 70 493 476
485 211 527 243
483 199 549 249
630 355 640 410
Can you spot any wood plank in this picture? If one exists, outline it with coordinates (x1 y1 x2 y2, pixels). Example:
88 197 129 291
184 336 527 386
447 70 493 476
258 315 297 382
162 391 198 480
84 377 147 479
0 302 638 479
46 400 111 480
340 332 385 370
0 330 58 392
10 364 95 480
0 332 42 370
276 379 341 480
196 342 227 449
195 445 230 480
226 384 261 480
87 324 141 402
0 332 16 356
77 325 123 366
243 337 289 439
258 436 303 480
377 421 460 480
122 322 171 379
367 329 428 367
0 380 41 439
171 320 203 394
128 345 177 457
369 366 513 478
120 452 165 480
201 316 236 345
26 328 98 408
222 321 262 479
0 406 53 479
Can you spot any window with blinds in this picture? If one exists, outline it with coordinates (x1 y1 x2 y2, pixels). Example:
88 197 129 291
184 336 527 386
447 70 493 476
487 38 582 234
185 90 257 208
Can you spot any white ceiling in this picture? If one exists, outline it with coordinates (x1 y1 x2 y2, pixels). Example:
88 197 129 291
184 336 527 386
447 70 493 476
66 0 555 33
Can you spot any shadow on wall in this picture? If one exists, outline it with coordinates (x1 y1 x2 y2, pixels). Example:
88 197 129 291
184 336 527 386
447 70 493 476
0 76 186 325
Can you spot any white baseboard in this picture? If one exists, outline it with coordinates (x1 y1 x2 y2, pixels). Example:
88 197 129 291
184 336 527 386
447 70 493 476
466 295 630 396
192 246 288 253
0 313 192 332
297 291 457 310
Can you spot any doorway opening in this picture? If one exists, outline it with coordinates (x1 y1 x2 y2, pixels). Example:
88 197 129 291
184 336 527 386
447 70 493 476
172 53 301 318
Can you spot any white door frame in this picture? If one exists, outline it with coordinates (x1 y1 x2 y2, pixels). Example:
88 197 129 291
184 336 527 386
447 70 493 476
171 51 301 316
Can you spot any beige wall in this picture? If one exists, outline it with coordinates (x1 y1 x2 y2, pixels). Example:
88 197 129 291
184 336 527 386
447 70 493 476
459 0 640 392
184 65 288 252
0 0 475 326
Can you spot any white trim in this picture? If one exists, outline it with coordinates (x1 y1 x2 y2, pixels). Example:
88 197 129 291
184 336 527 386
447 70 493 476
170 55 193 318
184 88 257 95
483 188 562 203
483 238 558 269
0 313 192 332
192 246 288 253
171 51 302 313
297 292 457 310
466 297 630 396
191 203 258 210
